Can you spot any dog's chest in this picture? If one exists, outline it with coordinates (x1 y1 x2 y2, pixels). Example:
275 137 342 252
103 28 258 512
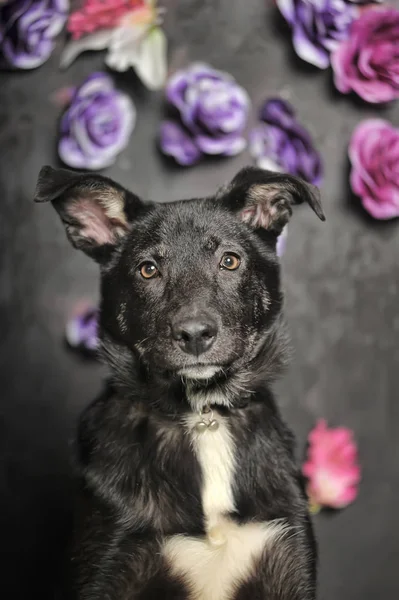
163 411 284 600
186 412 236 529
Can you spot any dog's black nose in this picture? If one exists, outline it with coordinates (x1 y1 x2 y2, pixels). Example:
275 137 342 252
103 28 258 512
172 317 217 355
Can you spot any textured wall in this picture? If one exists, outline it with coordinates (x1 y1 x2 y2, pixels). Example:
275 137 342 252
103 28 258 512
0 1 398 598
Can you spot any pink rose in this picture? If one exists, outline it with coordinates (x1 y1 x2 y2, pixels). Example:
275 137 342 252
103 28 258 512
332 8 399 103
302 419 361 511
349 119 399 220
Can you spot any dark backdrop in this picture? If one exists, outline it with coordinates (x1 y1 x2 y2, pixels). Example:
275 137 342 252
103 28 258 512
1 1 398 598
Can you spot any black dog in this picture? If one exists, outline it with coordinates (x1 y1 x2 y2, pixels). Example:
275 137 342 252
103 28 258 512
35 165 324 600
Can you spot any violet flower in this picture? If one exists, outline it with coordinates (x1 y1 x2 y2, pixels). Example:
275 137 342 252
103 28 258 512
249 98 323 186
332 7 399 104
349 119 399 220
160 120 202 166
65 306 99 354
58 72 136 171
276 226 287 257
277 0 357 69
0 0 69 69
159 63 250 166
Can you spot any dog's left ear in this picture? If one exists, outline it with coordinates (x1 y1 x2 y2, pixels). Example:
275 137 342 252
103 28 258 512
219 167 324 234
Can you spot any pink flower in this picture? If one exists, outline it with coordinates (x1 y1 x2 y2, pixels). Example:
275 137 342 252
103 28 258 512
302 419 361 511
68 0 145 40
349 119 399 220
332 7 399 104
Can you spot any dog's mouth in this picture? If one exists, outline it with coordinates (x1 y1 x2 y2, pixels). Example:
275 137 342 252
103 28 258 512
177 365 223 381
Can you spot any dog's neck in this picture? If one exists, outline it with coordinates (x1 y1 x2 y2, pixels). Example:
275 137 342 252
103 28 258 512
100 315 290 417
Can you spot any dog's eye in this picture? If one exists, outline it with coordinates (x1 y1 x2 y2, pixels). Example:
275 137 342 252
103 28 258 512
139 262 159 279
220 253 241 271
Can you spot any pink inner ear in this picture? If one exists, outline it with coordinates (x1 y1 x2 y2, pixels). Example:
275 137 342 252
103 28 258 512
69 198 121 246
240 204 272 229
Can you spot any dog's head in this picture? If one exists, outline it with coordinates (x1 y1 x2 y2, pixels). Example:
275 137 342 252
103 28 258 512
34 166 323 401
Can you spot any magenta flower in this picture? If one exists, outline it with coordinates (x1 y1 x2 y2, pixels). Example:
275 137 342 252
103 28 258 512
0 0 69 69
249 98 323 186
332 7 399 103
349 119 399 220
159 63 250 166
65 305 99 354
302 419 361 512
276 0 357 69
58 72 136 170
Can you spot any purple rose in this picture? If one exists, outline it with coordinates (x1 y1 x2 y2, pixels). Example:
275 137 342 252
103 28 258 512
159 62 250 166
332 8 399 104
65 305 99 355
249 98 323 186
58 72 136 171
159 120 202 166
277 0 357 69
349 119 399 220
0 0 69 69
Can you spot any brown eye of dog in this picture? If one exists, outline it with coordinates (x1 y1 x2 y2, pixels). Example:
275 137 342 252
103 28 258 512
139 262 159 279
220 253 241 271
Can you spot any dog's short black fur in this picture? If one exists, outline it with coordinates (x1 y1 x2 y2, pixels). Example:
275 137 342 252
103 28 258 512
35 166 324 600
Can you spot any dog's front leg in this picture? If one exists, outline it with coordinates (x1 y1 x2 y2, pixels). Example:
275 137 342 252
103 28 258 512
62 501 189 600
234 522 317 600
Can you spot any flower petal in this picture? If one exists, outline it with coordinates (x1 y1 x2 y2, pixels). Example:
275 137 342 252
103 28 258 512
60 30 114 69
292 23 330 69
159 120 202 166
276 0 295 24
195 132 246 155
133 26 167 90
302 420 361 510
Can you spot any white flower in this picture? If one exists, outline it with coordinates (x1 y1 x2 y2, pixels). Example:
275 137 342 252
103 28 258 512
60 0 167 91
106 19 167 90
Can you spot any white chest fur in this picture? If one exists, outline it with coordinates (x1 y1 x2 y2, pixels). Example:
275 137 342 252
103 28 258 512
163 412 288 600
187 412 236 531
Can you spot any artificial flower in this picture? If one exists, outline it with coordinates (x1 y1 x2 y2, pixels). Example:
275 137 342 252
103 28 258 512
50 85 75 107
302 419 361 512
349 119 399 219
61 0 167 91
65 305 99 354
67 0 143 39
159 62 250 166
332 7 399 104
0 0 69 69
277 0 357 69
159 120 202 166
276 226 287 257
249 98 323 186
58 72 136 170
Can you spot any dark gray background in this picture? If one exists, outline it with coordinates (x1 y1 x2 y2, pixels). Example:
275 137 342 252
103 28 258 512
1 1 398 598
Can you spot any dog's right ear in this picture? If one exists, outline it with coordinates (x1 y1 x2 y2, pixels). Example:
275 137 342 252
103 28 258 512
34 166 144 263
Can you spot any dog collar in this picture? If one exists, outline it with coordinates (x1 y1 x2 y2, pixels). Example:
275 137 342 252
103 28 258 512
194 405 219 432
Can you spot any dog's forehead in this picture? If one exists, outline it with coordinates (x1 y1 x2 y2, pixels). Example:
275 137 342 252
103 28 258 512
132 199 245 253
